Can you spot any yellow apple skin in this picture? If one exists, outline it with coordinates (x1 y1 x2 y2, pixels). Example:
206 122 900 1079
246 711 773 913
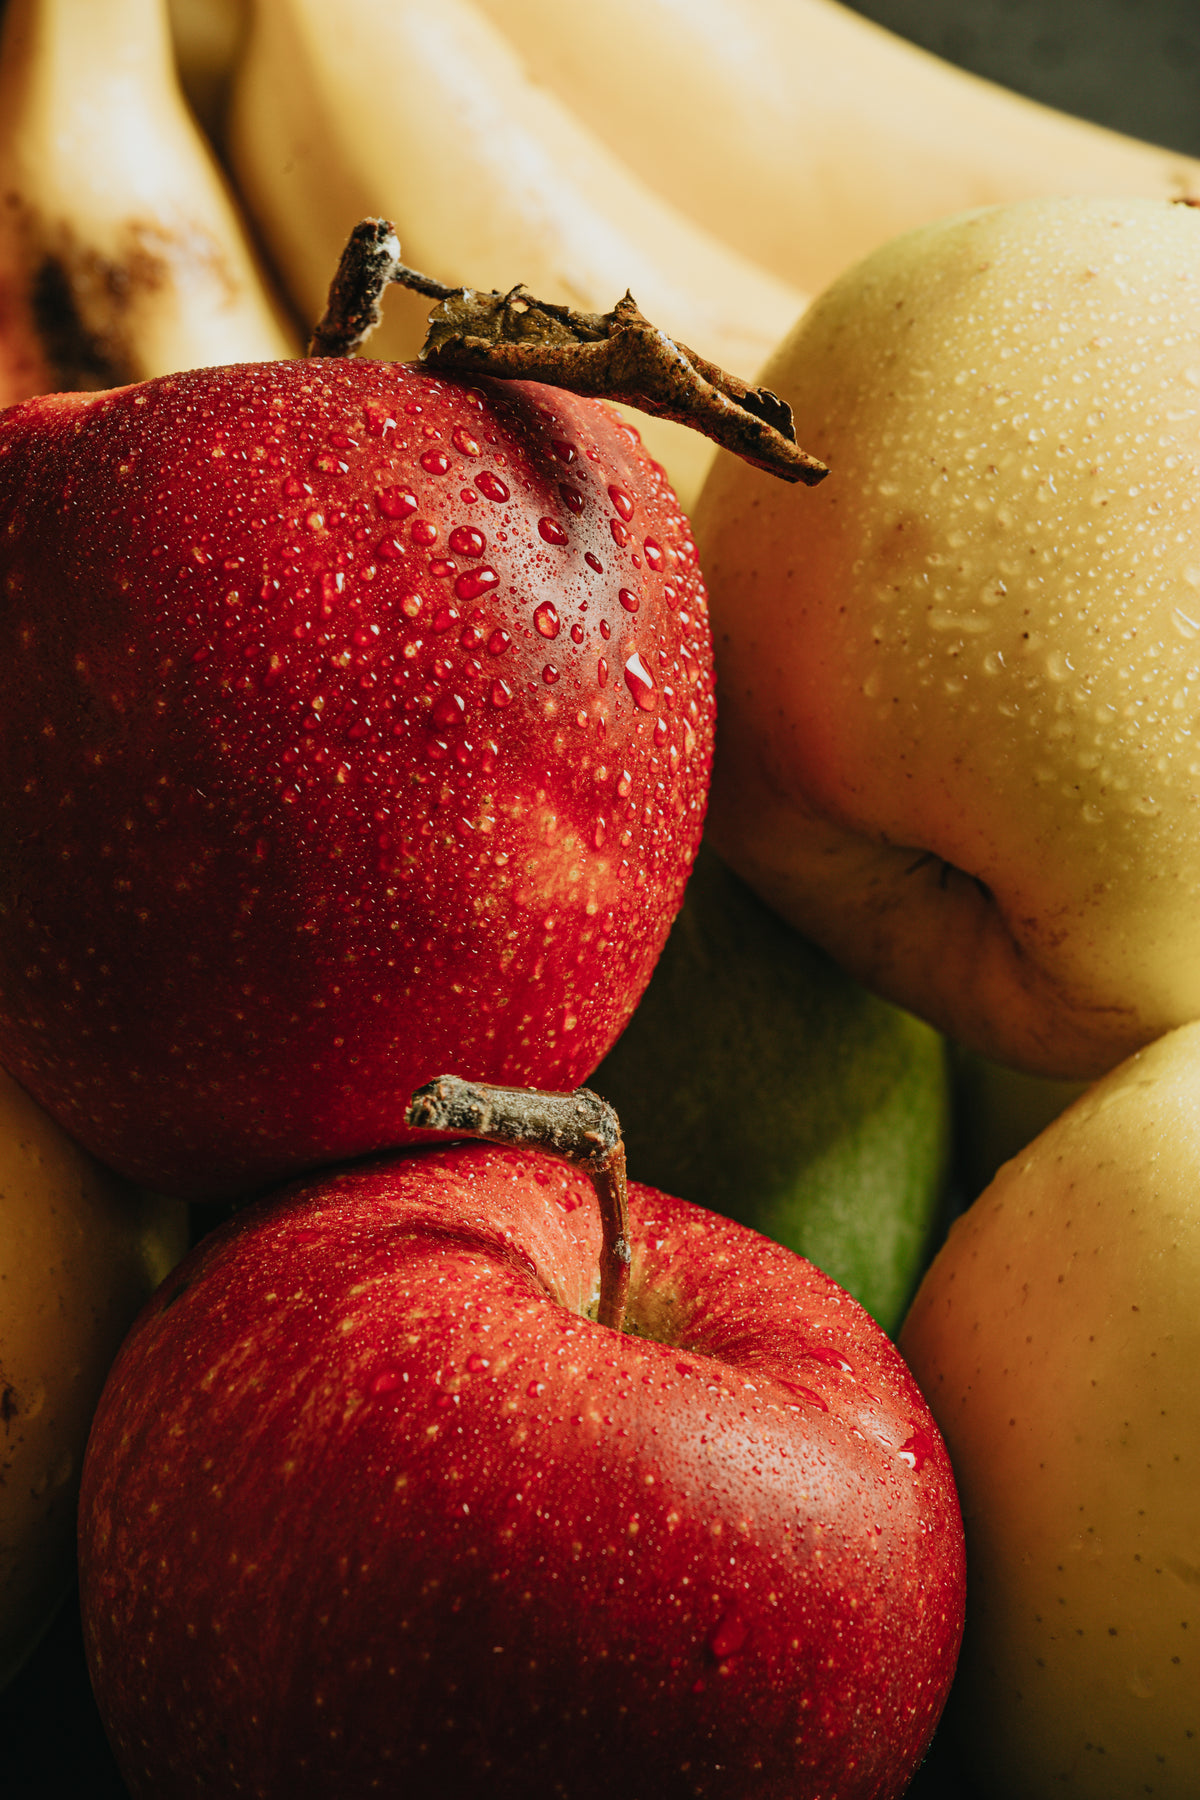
0 1067 187 1690
695 196 1200 1081
900 1020 1200 1798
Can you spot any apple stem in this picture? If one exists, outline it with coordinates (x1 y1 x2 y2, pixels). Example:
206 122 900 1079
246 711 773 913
308 217 827 487
405 1075 631 1332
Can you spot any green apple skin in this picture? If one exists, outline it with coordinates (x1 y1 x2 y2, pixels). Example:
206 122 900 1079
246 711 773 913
590 842 951 1334
951 1047 1086 1201
0 1069 187 1691
695 195 1200 1083
900 1020 1200 1798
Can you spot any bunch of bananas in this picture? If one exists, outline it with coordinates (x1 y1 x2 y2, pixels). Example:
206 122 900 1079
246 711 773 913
1 0 1196 511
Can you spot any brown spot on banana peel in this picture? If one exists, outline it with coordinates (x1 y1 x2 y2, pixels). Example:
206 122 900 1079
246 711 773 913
2 199 245 395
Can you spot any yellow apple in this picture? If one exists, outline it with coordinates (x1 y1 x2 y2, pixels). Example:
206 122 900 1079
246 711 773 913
695 195 1200 1081
900 1019 1200 1798
0 1067 187 1689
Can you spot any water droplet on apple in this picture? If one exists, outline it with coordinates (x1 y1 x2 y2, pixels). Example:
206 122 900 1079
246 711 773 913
643 538 664 571
377 487 418 521
538 518 569 546
475 471 509 502
559 484 584 515
896 1426 937 1473
623 653 656 710
454 566 499 603
452 425 481 457
608 484 635 521
431 692 466 728
779 1381 829 1411
534 602 561 640
420 448 452 476
448 525 487 558
362 398 396 436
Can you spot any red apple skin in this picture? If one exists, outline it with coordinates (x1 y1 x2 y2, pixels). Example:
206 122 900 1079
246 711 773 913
77 1146 965 1799
0 361 713 1198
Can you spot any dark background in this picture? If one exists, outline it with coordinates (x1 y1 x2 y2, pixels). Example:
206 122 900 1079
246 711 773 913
849 0 1200 156
4 0 1197 1794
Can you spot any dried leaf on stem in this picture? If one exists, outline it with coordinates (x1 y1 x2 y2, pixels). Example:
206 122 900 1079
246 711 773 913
309 217 826 485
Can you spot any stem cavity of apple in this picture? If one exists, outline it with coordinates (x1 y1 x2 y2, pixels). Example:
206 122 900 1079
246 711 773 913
405 1074 631 1332
309 216 828 486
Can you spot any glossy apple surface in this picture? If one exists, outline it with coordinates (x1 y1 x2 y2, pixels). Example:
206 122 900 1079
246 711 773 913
902 1020 1200 1798
0 359 713 1197
695 195 1200 1082
78 1143 965 1798
0 1064 186 1691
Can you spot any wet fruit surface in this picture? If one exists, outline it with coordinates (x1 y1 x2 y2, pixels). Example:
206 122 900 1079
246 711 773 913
695 196 1200 1081
78 1145 965 1799
0 359 714 1197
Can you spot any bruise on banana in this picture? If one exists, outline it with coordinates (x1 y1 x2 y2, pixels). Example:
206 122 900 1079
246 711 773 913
2 194 241 393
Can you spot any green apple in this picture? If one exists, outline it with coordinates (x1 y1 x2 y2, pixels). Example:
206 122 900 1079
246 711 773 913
951 1047 1086 1201
0 1068 187 1690
694 195 1200 1082
901 1020 1200 1798
589 842 951 1333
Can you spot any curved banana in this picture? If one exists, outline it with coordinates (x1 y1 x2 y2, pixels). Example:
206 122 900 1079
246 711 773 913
225 0 809 510
166 0 246 138
472 0 1200 298
0 0 297 408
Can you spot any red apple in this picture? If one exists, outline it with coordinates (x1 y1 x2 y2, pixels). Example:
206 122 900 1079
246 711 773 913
77 1136 965 1799
0 358 713 1197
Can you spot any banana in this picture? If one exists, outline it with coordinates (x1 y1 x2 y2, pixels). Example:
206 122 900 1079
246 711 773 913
471 0 1200 298
224 0 810 511
0 0 297 409
166 0 246 138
